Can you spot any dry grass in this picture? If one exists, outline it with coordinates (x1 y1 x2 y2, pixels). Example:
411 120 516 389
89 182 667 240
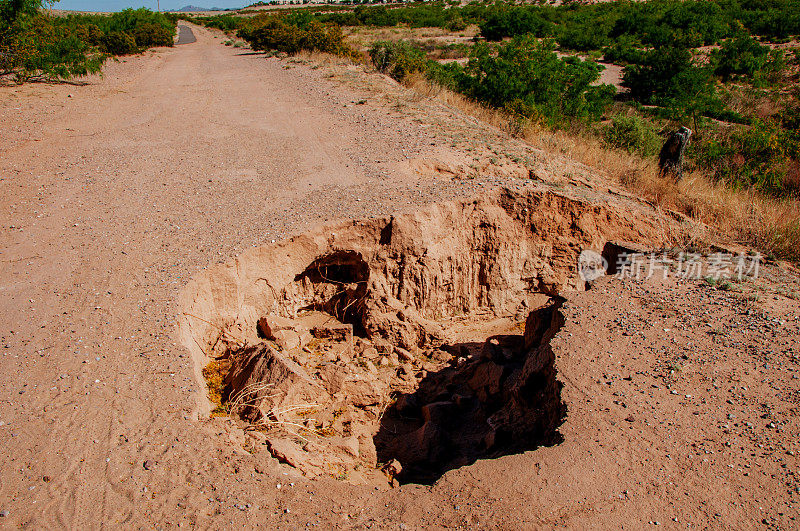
201 358 232 415
402 74 800 262
216 375 322 441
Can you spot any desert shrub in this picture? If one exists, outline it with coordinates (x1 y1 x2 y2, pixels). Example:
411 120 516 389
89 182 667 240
740 0 800 41
56 8 174 52
319 3 484 30
102 9 175 49
461 37 615 125
99 30 137 55
557 12 614 52
444 12 466 32
195 14 243 32
604 115 662 156
1 2 176 82
353 5 396 27
602 35 646 65
693 120 799 195
425 60 466 91
256 0 800 46
129 22 173 49
622 45 719 121
711 31 786 85
479 6 554 41
1 0 106 81
239 16 351 56
369 40 426 82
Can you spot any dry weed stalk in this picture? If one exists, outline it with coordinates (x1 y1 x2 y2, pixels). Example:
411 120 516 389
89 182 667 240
227 381 322 443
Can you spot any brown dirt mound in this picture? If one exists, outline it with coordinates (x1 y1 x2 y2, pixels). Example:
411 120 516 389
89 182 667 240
178 186 682 485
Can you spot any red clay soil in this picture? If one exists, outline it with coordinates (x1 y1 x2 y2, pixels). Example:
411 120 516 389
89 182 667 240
1 24 799 528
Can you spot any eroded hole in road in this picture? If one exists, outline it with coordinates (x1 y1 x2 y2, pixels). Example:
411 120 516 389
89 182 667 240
374 299 565 484
179 187 674 486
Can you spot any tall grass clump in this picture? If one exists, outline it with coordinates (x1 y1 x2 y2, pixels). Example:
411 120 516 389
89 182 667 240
604 115 662 157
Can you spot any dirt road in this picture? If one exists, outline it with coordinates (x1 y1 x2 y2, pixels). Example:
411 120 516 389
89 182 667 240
176 25 197 45
0 24 467 527
1 24 798 529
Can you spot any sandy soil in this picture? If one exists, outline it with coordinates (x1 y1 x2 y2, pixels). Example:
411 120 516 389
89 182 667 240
1 24 799 528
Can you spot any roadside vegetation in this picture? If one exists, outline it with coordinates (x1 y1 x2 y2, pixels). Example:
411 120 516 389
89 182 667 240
1 0 176 83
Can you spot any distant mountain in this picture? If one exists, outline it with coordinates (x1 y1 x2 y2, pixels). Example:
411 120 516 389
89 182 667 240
170 5 236 11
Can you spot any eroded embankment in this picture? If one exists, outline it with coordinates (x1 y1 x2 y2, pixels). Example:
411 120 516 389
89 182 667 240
177 186 680 485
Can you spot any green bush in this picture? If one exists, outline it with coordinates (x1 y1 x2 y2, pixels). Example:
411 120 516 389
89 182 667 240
99 30 137 55
130 22 173 49
369 40 426 82
425 60 466 91
622 45 718 121
461 37 615 125
479 7 554 41
712 32 773 81
195 14 243 32
1 2 175 82
604 115 662 156
1 1 106 81
557 13 614 52
693 120 799 195
602 35 646 65
238 16 351 56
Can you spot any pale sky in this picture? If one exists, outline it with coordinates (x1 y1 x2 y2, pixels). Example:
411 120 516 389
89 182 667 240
52 0 245 11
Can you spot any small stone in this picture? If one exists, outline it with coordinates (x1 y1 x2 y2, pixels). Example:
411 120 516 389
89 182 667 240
0 510 8 517
143 460 154 470
382 459 402 478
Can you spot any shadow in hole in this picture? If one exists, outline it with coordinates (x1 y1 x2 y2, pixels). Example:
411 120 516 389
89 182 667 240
293 250 370 336
374 300 567 485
